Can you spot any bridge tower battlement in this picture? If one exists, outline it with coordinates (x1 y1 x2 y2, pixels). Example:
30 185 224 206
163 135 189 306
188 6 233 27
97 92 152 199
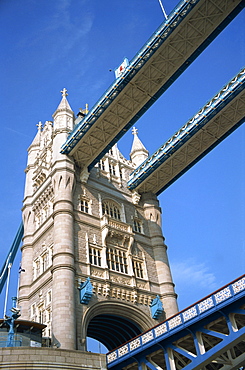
18 91 178 351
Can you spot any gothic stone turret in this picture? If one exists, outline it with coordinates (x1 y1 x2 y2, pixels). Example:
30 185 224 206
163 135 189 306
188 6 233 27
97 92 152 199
19 91 178 352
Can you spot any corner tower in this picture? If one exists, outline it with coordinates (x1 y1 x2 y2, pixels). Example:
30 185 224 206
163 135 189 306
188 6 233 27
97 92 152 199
19 92 178 352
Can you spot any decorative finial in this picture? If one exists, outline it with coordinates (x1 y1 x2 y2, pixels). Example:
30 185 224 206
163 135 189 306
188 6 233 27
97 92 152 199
37 121 42 131
61 88 68 97
132 127 138 136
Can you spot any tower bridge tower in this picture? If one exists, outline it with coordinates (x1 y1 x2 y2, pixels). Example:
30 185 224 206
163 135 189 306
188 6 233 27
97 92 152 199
18 90 178 352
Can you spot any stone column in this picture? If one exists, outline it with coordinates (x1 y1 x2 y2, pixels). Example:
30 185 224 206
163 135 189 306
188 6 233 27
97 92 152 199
51 90 76 350
51 163 76 350
142 192 178 318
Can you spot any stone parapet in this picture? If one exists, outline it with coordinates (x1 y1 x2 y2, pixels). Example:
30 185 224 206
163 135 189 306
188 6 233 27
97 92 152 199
0 347 106 370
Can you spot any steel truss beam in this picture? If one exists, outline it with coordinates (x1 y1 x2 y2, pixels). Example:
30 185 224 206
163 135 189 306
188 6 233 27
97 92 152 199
107 275 245 370
61 0 244 172
128 68 245 195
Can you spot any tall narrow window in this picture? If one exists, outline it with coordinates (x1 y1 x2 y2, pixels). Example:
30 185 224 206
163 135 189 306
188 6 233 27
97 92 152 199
38 305 45 324
36 259 40 276
31 304 36 321
133 219 142 233
133 260 144 278
109 163 116 176
47 290 52 305
89 247 101 266
107 248 128 274
42 252 48 272
99 160 105 170
81 199 89 213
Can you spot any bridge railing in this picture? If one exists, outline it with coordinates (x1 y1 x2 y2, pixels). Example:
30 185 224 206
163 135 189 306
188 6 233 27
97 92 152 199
107 274 245 366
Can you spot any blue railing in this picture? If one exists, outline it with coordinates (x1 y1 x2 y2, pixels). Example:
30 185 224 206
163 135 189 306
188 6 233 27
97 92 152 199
107 274 245 366
127 67 245 190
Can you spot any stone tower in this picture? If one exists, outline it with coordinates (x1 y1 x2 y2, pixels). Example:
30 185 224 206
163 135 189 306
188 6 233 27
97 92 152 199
19 90 178 351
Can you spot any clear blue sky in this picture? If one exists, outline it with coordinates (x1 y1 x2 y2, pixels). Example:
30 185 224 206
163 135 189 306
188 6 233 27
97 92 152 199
0 0 244 352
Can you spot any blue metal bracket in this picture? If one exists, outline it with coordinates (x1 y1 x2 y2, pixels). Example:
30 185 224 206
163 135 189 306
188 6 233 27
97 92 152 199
79 277 93 305
150 295 164 319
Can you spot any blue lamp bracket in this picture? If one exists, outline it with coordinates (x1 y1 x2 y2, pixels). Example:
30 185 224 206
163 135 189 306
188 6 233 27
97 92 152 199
79 277 93 305
150 295 164 319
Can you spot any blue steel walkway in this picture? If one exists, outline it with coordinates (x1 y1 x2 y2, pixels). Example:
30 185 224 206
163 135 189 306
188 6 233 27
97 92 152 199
127 67 245 195
107 275 245 370
60 0 244 172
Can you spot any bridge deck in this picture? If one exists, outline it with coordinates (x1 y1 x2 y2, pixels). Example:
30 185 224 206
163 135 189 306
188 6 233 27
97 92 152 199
128 68 245 195
61 0 244 172
107 275 245 370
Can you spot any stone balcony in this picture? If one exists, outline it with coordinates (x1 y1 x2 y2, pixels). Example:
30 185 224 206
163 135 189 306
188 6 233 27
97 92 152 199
101 215 134 249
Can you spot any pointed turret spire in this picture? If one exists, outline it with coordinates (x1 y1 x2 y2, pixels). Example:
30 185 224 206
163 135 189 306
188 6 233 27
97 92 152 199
52 88 74 132
54 88 73 113
130 127 149 167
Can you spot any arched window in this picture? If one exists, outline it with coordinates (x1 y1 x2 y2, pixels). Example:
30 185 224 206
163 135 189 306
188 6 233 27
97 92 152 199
102 200 121 220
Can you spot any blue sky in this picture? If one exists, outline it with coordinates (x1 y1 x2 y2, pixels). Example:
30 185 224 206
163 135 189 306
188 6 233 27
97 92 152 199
0 0 244 352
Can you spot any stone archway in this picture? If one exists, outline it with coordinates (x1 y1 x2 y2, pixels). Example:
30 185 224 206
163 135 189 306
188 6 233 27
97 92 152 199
82 301 154 351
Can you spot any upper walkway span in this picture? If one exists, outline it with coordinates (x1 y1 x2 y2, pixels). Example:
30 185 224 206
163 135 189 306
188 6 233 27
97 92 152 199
128 68 245 195
61 0 244 171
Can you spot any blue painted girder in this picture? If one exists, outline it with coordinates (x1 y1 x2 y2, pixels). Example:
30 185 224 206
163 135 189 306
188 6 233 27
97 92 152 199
61 0 201 155
60 0 245 174
107 275 245 369
127 67 245 194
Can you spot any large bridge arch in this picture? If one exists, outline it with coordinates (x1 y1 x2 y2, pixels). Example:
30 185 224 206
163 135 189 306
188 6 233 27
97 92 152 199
82 301 154 351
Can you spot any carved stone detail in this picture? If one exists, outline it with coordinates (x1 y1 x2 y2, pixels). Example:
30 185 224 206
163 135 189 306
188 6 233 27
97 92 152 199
132 190 141 205
91 267 104 278
80 168 90 183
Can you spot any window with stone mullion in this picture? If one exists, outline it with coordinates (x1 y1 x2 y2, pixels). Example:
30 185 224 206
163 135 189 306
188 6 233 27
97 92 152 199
133 260 144 278
89 247 101 266
81 199 89 213
107 248 128 274
133 219 142 233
